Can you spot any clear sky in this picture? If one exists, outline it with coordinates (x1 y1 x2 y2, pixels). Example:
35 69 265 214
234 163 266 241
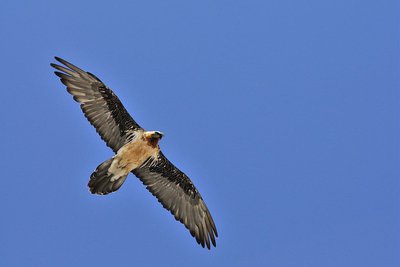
0 0 398 266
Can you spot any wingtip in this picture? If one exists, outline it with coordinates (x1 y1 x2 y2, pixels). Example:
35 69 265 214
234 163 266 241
51 57 63 67
54 56 72 66
54 56 67 65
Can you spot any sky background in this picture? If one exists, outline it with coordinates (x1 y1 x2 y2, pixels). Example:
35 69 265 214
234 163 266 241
0 0 399 266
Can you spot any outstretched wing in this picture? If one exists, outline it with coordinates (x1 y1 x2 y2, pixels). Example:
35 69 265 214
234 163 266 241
132 152 218 249
51 57 141 153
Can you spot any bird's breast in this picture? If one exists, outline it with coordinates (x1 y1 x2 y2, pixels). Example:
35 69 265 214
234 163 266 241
111 138 159 174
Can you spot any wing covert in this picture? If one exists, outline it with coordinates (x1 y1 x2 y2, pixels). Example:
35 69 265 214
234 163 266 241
51 57 141 152
132 152 218 249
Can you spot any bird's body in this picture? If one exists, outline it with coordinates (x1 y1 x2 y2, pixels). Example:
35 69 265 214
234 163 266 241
108 131 161 184
51 57 217 249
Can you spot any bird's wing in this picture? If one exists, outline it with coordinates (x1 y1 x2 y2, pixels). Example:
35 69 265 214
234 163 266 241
51 57 142 153
132 151 218 249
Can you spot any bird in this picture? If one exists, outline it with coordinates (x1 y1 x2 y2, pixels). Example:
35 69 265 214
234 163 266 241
51 57 218 249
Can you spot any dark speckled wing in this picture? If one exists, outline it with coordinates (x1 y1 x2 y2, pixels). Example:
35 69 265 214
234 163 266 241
132 151 218 249
51 57 141 153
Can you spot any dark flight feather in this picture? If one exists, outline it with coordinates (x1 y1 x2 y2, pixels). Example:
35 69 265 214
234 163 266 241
51 57 141 153
133 152 218 249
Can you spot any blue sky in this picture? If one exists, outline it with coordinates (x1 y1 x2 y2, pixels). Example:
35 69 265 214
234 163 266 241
0 0 398 266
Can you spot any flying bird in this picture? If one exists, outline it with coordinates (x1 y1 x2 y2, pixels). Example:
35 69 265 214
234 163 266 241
51 57 217 249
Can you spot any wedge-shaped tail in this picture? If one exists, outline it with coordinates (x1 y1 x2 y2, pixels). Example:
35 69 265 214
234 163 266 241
88 158 128 195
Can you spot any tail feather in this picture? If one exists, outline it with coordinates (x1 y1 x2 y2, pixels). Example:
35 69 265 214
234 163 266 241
88 158 128 195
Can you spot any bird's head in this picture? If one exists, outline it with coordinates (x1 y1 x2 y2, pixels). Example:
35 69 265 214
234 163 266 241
144 131 164 147
152 131 164 140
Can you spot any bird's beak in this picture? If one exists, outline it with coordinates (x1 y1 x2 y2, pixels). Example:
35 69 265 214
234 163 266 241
153 132 164 139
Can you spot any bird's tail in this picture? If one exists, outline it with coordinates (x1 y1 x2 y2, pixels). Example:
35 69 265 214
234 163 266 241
88 158 128 195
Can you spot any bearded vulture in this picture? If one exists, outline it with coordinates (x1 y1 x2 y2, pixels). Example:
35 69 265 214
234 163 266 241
51 57 218 249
